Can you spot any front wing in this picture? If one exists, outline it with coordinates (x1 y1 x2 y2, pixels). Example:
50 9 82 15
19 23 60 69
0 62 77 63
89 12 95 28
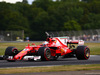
7 56 41 61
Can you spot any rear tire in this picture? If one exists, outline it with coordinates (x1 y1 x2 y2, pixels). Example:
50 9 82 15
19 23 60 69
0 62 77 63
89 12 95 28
5 46 18 62
76 46 90 60
38 47 51 61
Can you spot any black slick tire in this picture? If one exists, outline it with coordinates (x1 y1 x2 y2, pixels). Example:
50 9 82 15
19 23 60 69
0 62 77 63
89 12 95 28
5 46 18 62
38 47 51 61
76 46 90 60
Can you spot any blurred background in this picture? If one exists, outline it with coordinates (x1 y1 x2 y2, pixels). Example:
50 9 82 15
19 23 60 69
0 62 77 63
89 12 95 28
0 0 100 41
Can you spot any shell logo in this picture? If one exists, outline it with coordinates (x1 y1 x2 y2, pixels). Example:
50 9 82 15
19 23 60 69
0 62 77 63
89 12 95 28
61 48 65 53
20 51 25 54
54 40 57 43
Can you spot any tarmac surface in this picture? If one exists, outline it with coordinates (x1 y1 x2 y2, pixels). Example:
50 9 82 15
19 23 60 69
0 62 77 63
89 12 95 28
1 70 100 75
0 55 100 68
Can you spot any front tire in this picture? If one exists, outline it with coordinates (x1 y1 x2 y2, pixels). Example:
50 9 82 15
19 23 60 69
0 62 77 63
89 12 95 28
5 46 18 62
76 46 90 60
38 47 51 61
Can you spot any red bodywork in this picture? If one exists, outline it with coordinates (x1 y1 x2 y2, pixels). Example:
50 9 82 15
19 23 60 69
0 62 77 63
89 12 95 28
11 37 83 61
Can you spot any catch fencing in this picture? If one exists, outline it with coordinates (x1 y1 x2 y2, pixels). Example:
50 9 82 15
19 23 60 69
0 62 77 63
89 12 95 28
48 29 100 41
0 30 24 41
0 29 100 41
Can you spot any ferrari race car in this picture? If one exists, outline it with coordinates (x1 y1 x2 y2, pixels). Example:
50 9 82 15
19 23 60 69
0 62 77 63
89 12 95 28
4 32 90 62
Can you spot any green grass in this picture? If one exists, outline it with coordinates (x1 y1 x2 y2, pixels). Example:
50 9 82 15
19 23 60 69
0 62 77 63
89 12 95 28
0 42 100 55
0 64 100 74
85 43 100 55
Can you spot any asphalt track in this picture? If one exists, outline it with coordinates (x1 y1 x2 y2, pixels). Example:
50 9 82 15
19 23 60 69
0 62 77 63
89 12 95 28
0 55 100 68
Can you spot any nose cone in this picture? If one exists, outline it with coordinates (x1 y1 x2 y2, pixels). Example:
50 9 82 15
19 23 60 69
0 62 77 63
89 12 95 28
14 51 27 60
14 55 22 60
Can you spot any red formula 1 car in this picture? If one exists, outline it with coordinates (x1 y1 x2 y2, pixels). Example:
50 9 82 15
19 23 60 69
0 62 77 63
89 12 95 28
4 32 90 62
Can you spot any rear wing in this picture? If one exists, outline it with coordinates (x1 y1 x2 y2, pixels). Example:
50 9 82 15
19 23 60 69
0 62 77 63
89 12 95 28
67 40 84 45
57 37 84 45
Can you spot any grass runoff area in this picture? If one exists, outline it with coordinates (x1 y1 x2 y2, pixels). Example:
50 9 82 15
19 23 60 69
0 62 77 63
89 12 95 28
0 42 100 55
0 64 100 74
0 42 100 74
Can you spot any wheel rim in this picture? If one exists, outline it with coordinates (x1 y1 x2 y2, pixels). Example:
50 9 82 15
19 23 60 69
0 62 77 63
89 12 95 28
85 48 90 58
13 49 18 54
12 48 18 55
45 49 51 59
